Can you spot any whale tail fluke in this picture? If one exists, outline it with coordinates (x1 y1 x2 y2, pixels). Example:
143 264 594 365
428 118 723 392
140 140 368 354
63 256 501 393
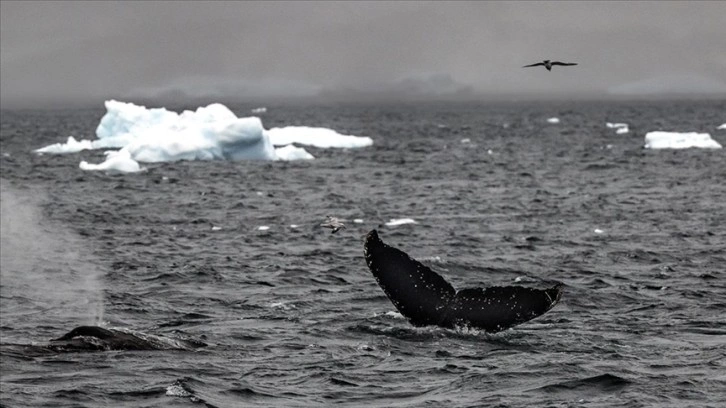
364 230 563 332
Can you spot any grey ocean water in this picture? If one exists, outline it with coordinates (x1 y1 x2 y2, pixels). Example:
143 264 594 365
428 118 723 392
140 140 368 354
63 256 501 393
1 100 725 407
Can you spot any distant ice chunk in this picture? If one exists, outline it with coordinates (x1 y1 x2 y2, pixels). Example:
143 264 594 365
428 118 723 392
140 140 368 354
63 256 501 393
385 218 417 226
257 226 270 231
79 150 144 173
606 122 629 134
267 126 373 148
353 219 364 224
251 107 267 114
718 123 726 130
547 117 560 124
644 131 722 149
594 228 604 234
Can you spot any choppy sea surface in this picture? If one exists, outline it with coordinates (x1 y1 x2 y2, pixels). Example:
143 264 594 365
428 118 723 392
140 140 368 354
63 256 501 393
1 100 725 407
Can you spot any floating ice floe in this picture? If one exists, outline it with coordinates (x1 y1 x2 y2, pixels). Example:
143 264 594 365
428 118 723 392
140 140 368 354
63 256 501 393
547 117 560 124
606 122 629 134
353 219 364 224
266 126 373 148
79 149 144 173
35 100 372 173
274 144 315 161
718 123 726 130
257 226 270 231
35 136 94 154
251 107 267 114
385 218 417 226
594 229 604 234
644 131 722 149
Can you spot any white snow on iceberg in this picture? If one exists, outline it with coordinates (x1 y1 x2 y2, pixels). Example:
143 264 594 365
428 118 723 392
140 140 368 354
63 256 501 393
35 100 373 172
644 131 722 149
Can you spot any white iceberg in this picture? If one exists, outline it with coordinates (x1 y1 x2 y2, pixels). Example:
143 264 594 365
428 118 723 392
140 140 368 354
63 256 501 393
251 107 267 114
547 117 560 124
718 124 726 130
35 100 373 172
644 131 722 149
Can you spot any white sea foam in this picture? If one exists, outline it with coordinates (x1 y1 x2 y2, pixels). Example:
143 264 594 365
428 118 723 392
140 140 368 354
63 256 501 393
165 384 192 398
644 131 722 149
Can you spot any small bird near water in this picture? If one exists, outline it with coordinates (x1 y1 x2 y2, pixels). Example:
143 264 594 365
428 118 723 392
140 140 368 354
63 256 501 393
321 216 346 234
522 60 578 71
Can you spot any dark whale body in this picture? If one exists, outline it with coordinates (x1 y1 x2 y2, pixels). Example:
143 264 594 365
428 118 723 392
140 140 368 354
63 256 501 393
48 326 206 352
363 230 563 332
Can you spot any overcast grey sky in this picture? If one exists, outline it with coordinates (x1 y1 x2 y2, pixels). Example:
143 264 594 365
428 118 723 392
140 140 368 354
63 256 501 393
2 1 725 107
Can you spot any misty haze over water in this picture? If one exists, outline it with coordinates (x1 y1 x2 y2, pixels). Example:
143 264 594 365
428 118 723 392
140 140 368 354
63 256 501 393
1 1 726 108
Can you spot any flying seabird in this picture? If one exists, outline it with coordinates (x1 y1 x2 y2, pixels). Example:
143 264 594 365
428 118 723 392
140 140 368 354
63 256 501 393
321 216 346 234
522 60 578 71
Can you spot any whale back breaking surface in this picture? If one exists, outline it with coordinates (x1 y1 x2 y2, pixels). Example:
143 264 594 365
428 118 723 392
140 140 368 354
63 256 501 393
48 326 206 352
364 230 563 332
